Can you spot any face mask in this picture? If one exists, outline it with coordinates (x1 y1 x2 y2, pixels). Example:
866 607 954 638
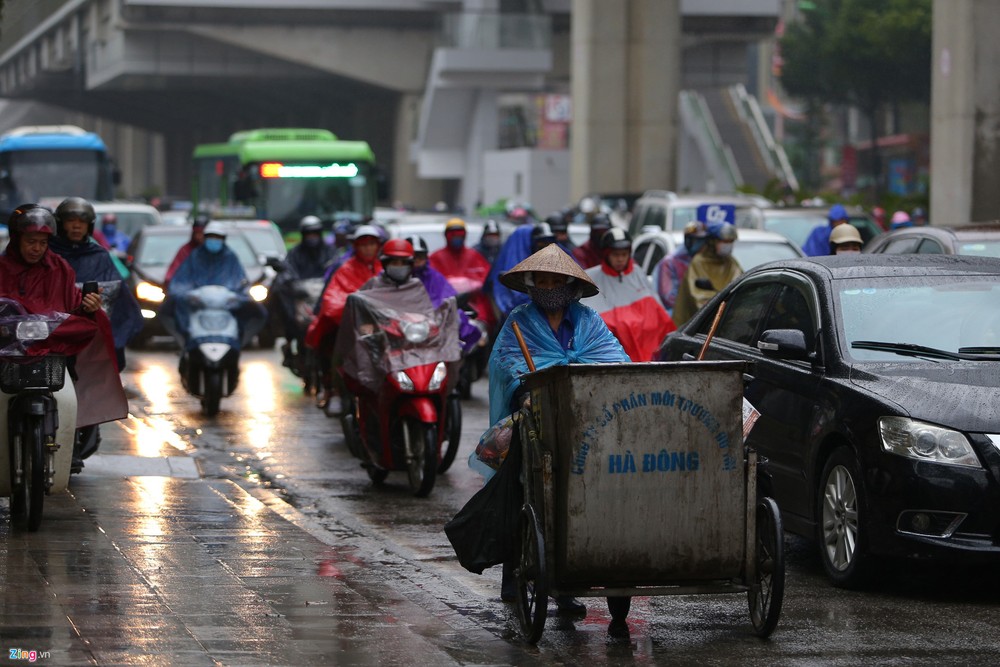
385 265 412 283
103 224 116 235
716 242 734 257
527 283 578 313
448 236 465 250
482 236 500 249
204 238 224 254
836 249 861 255
304 236 321 248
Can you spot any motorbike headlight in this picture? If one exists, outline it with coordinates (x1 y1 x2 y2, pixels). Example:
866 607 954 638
427 361 447 392
249 284 269 302
392 370 415 392
879 417 981 468
16 321 49 341
136 281 166 303
402 320 430 344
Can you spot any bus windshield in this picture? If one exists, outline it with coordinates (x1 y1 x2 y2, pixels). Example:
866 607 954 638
254 166 372 229
2 150 106 202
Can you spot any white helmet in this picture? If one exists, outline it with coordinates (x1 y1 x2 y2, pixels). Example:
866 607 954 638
203 221 227 237
351 225 382 242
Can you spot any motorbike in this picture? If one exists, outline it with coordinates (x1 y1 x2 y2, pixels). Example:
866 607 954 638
281 277 326 394
173 285 251 417
0 299 76 531
337 287 463 497
448 277 493 400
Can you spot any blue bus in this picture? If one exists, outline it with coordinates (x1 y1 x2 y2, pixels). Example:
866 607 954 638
0 125 118 219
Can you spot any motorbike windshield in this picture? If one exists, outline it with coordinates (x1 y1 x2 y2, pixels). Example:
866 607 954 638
337 280 461 393
0 298 71 356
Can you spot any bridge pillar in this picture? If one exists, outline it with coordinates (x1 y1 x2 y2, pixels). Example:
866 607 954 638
571 0 680 201
931 0 1000 224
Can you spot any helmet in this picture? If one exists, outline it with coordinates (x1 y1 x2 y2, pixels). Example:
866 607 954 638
531 222 556 246
101 213 117 226
482 219 501 237
588 214 612 245
203 221 228 237
380 238 414 260
299 215 323 234
54 196 96 226
545 212 568 233
828 204 849 222
599 227 631 251
706 220 738 242
829 224 863 246
351 225 381 242
578 197 597 215
683 220 708 254
890 210 911 226
8 204 56 238
192 213 211 228
404 236 429 256
911 206 927 220
444 218 467 233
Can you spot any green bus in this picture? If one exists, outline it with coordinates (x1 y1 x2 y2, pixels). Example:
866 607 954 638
192 128 377 233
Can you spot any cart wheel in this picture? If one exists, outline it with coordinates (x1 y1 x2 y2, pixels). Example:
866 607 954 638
515 504 548 644
437 396 462 474
748 496 784 638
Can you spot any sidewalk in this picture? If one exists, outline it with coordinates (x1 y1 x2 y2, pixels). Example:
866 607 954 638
0 413 526 666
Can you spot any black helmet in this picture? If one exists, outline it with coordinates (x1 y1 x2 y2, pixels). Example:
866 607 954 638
299 215 323 234
54 196 96 237
599 227 631 251
192 213 211 228
545 212 568 233
404 235 429 257
8 204 56 239
531 222 556 247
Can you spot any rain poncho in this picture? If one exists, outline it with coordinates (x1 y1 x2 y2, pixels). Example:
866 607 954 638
414 264 482 353
429 244 494 329
485 224 534 318
802 224 832 257
335 277 461 394
573 240 602 269
273 239 337 337
653 248 693 313
672 246 743 326
49 236 144 349
488 301 629 425
305 255 382 348
0 246 126 428
163 244 266 350
582 259 676 362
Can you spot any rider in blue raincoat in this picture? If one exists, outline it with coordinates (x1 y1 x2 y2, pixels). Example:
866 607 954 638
50 197 144 369
163 222 267 349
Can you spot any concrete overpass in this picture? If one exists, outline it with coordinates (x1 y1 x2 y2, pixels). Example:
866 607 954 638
0 0 784 213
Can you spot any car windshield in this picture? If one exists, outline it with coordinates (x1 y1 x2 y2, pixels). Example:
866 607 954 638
137 233 189 267
238 226 285 258
732 241 802 270
763 214 826 248
102 211 158 238
837 276 1000 362
670 205 761 231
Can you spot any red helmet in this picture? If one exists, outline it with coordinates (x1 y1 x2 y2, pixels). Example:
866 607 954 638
380 238 414 260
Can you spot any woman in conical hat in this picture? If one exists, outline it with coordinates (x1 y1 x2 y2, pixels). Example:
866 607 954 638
472 243 629 618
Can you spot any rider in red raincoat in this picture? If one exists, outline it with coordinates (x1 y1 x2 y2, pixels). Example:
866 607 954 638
428 218 495 330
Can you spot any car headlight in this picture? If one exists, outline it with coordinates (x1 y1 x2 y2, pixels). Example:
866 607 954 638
392 371 415 392
136 281 165 303
427 362 447 391
878 417 981 468
249 284 269 302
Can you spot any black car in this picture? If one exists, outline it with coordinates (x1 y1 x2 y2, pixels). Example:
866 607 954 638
126 226 269 347
659 255 1000 587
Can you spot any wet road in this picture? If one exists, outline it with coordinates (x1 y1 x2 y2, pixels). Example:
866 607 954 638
4 346 1000 664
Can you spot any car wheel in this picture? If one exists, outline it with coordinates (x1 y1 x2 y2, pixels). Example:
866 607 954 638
818 447 872 588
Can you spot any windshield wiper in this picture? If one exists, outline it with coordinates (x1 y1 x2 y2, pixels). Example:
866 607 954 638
852 341 960 361
959 346 1000 356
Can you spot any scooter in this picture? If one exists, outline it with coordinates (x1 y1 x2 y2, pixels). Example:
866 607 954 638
0 299 76 531
339 301 462 497
175 285 244 417
282 277 326 394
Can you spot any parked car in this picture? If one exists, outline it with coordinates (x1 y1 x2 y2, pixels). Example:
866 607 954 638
628 190 772 237
864 223 1000 258
659 254 1000 588
126 226 270 347
93 201 163 239
762 207 882 250
632 228 805 279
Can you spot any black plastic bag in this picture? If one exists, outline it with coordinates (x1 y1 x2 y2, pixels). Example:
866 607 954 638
444 421 524 574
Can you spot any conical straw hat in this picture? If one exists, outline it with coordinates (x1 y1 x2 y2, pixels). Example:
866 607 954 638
499 243 599 298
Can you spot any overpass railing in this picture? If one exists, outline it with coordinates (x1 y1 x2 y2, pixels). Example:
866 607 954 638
440 12 552 50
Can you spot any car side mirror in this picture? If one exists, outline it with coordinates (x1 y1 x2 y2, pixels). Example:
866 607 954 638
694 278 715 291
757 328 810 361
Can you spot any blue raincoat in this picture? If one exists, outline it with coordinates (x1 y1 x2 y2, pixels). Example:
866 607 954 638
48 236 144 349
163 245 266 350
485 225 534 318
488 301 629 425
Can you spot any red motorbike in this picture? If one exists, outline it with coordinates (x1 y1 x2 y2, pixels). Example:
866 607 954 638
337 285 462 497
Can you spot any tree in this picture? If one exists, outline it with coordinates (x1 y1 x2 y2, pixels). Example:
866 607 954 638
779 0 932 199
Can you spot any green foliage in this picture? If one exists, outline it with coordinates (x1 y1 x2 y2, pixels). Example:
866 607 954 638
780 0 932 113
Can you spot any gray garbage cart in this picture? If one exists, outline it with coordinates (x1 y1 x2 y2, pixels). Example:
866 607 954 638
514 361 783 642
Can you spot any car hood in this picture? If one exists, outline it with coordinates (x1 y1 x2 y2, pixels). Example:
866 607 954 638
850 363 1000 433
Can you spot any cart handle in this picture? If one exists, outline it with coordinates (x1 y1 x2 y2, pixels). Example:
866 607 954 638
511 321 536 372
697 301 726 361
